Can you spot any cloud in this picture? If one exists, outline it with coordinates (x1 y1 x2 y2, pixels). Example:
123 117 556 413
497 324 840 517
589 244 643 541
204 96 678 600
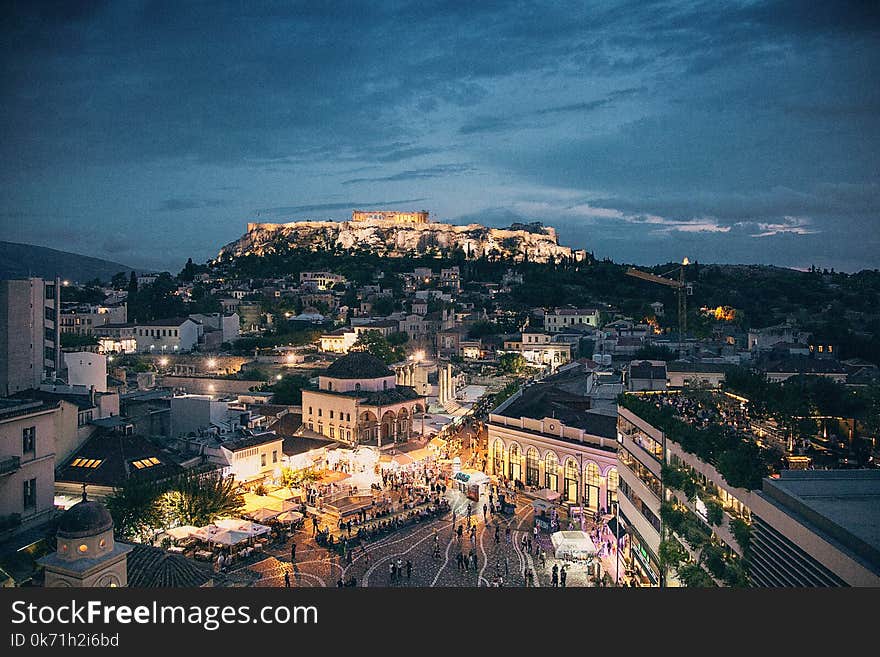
750 216 818 238
156 198 229 212
342 164 474 185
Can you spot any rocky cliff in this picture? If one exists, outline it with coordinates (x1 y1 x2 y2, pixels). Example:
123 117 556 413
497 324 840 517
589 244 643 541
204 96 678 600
217 219 585 263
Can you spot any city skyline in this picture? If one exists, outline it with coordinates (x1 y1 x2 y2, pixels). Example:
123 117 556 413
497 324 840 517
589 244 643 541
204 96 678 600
1 1 879 272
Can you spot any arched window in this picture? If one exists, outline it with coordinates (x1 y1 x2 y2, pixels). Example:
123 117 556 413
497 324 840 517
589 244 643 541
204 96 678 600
545 452 558 491
493 440 504 475
606 467 619 511
584 462 603 511
526 447 540 487
508 443 521 482
355 383 361 392
563 459 579 502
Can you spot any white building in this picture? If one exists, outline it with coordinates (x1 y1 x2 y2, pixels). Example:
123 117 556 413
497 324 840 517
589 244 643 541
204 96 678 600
300 271 346 291
544 308 600 333
189 312 240 344
64 352 108 393
134 317 202 353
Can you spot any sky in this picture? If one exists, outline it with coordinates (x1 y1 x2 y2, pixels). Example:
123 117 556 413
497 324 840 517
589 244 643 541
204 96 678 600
1 0 878 272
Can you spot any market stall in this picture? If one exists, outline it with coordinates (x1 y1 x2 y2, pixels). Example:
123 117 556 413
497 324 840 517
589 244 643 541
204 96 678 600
451 469 491 501
551 530 597 561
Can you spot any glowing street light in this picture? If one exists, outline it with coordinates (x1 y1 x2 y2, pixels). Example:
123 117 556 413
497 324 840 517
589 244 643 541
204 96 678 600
275 374 283 381
412 350 425 362
207 358 217 369
159 357 169 367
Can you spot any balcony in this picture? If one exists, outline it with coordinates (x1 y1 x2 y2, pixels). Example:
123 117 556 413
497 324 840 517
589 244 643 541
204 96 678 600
0 456 21 476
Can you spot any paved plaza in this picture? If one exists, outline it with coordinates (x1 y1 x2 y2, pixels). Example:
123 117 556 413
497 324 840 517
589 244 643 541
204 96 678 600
233 487 626 587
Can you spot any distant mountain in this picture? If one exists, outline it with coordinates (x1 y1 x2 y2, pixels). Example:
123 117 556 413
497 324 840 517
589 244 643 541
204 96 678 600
0 241 134 283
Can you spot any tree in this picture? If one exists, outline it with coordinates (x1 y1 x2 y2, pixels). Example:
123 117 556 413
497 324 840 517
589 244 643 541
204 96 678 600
111 271 129 290
633 344 678 361
167 473 244 527
351 330 404 364
179 257 196 282
105 479 169 542
270 374 312 404
128 271 138 295
498 353 528 374
658 539 687 573
371 296 394 316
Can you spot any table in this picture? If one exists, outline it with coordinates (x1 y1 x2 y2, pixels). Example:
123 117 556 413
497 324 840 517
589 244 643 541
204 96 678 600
167 546 185 554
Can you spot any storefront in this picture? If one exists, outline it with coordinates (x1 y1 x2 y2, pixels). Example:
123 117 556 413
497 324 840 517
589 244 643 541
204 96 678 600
623 515 661 587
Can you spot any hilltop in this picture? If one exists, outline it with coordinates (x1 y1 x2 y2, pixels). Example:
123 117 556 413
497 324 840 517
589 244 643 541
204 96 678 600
0 241 133 283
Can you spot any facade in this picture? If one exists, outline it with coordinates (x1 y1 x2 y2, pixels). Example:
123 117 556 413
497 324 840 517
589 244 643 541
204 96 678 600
301 352 425 446
501 331 571 368
488 383 619 510
0 277 62 396
64 351 108 393
627 360 668 392
189 313 240 344
617 396 880 587
352 210 429 224
299 272 346 291
134 317 202 353
666 362 727 388
214 433 285 483
0 399 59 539
94 323 137 354
59 302 127 336
544 308 600 333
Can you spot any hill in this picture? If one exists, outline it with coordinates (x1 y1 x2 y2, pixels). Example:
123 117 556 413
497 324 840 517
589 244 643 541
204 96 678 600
0 241 133 283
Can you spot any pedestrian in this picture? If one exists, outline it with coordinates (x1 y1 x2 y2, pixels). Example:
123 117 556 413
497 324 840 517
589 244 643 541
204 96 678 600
551 564 559 587
390 561 396 582
504 556 509 575
560 566 567 588
284 571 291 588
505 527 511 543
483 503 488 521
406 559 412 580
527 537 532 554
337 577 344 588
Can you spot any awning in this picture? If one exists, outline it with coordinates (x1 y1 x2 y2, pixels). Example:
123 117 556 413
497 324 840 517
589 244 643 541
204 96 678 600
275 510 304 525
214 518 272 537
246 507 281 523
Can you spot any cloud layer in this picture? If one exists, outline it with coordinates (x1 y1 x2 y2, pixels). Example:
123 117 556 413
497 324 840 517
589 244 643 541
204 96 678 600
0 1 877 271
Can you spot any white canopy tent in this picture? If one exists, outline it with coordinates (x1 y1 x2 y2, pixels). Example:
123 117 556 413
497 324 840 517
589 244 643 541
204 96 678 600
165 525 199 541
275 510 304 525
190 525 252 547
214 518 272 537
551 531 597 560
246 507 282 523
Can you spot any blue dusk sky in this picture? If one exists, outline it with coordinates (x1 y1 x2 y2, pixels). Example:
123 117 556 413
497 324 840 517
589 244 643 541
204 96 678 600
1 1 878 272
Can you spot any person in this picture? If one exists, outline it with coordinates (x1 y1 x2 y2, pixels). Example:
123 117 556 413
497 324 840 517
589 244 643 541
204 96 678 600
284 571 291 587
560 566 567 588
504 556 509 575
551 564 559 587
483 503 488 521
406 559 412 580
505 527 511 543
290 541 296 563
337 577 344 587
390 561 396 582
457 524 463 540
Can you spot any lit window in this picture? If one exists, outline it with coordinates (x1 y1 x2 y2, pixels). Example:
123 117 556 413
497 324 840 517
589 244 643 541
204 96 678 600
78 544 88 553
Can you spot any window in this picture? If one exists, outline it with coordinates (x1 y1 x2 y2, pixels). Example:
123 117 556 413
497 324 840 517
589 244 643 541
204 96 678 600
308 422 314 431
22 427 36 454
493 440 504 475
545 451 559 491
272 450 278 463
318 409 322 417
330 427 335 438
71 458 104 468
309 407 313 415
526 448 540 487
261 453 267 467
23 478 36 510
131 457 159 469
346 413 350 422
330 410 334 419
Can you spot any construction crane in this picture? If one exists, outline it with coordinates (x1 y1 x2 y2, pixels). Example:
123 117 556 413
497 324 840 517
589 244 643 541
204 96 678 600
626 258 692 341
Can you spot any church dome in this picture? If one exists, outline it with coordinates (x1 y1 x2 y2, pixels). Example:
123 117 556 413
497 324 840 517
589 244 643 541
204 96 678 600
325 352 393 379
57 498 114 539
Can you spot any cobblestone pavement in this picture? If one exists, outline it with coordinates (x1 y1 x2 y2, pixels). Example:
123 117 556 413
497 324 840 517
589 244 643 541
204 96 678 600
233 488 615 587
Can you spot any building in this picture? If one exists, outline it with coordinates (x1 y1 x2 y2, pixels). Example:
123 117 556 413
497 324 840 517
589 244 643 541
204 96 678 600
299 272 346 291
134 317 202 353
59 302 127 336
488 383 619 509
544 308 600 333
301 352 426 446
38 494 132 587
188 313 240 344
0 399 59 539
617 392 880 587
748 323 810 351
351 209 429 224
211 432 285 483
762 356 848 383
749 470 880 587
64 351 108 393
93 323 137 354
666 362 727 388
0 277 61 396
501 331 571 368
627 360 668 392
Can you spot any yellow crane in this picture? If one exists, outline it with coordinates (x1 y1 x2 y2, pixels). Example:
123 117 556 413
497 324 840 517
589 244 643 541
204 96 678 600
625 258 692 340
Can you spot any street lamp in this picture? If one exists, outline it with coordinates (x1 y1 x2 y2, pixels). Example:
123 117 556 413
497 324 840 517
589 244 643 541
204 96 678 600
207 358 217 369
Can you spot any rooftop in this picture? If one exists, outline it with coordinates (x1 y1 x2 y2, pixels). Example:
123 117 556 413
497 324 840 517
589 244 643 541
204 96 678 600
497 383 617 440
324 352 393 379
760 470 880 574
135 317 198 327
